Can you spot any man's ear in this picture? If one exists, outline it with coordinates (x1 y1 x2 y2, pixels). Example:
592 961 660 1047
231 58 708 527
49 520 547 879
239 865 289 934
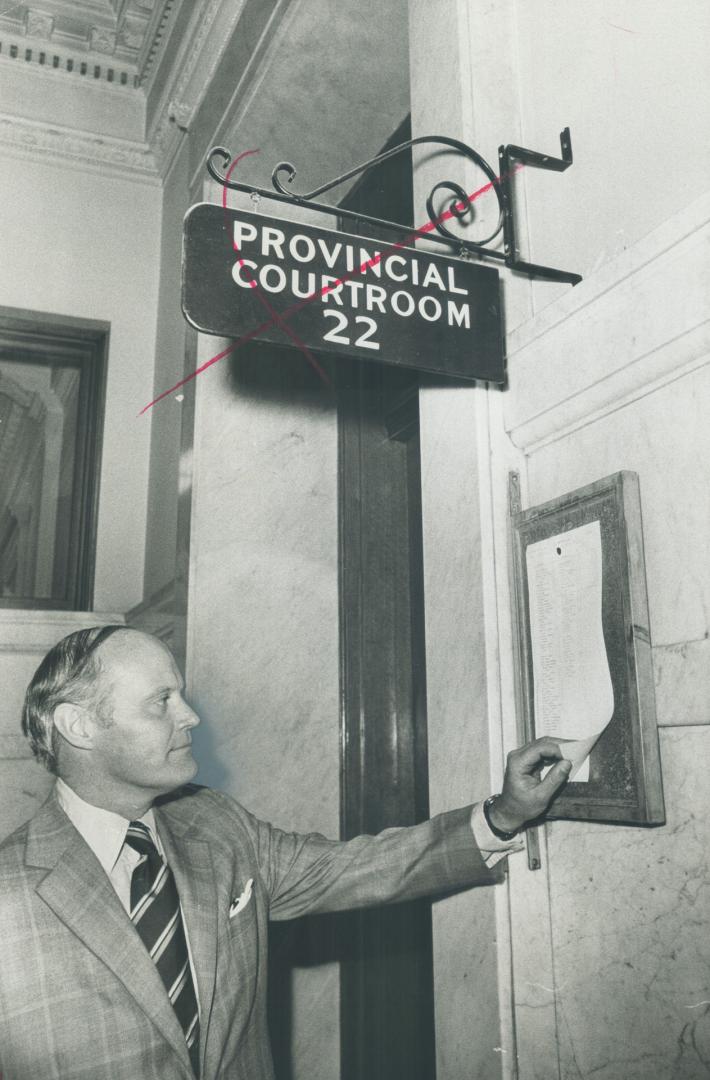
52 702 95 751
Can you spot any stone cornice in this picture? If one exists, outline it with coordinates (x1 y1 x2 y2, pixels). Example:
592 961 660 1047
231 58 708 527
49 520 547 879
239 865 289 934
138 0 181 88
0 31 139 88
0 0 173 70
0 112 159 184
0 0 263 181
148 0 249 176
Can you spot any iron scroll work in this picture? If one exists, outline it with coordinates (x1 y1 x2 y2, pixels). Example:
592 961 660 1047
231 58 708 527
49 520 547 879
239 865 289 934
206 128 581 287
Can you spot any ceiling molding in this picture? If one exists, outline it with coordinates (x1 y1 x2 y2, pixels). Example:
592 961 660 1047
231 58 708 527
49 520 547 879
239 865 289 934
137 0 180 88
148 0 249 175
0 43 139 89
0 112 159 184
0 2 183 91
0 1 166 69
0 0 268 181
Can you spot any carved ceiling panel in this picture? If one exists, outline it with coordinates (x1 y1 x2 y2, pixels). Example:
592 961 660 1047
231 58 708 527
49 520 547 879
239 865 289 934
0 1 173 73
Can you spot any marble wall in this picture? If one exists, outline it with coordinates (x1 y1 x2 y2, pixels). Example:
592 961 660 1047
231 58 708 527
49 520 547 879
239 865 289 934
185 336 341 1080
407 3 710 1075
545 727 710 1080
501 195 710 1078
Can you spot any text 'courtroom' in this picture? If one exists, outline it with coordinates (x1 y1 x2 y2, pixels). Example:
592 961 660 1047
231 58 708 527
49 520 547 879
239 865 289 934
183 206 505 382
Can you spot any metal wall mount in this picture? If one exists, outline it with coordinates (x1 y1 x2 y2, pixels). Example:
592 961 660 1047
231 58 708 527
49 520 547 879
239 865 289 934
206 128 581 286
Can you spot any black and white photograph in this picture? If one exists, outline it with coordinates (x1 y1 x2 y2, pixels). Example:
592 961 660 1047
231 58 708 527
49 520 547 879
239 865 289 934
0 2 708 1078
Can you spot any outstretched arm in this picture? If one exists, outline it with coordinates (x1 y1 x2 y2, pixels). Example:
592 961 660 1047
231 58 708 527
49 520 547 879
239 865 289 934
244 737 571 920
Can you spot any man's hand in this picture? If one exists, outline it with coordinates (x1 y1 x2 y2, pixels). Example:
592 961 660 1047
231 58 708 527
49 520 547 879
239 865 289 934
488 737 572 834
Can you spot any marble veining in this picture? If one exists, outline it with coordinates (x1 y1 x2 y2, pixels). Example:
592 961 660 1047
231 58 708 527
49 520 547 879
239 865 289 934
544 727 710 1079
187 350 341 1079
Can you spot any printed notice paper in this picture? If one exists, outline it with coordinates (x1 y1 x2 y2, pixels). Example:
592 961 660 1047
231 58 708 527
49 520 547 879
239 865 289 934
526 520 614 782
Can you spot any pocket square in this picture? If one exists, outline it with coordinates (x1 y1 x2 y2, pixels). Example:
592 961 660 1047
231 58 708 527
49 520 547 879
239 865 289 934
229 878 254 918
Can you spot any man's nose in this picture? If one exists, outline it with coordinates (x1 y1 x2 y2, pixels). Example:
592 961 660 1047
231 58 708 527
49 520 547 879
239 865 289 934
179 698 201 729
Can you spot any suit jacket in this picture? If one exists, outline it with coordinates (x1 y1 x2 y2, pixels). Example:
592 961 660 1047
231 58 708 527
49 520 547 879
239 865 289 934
0 784 498 1080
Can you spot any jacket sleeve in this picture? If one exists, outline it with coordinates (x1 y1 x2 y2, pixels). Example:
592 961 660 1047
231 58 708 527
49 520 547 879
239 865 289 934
240 803 502 920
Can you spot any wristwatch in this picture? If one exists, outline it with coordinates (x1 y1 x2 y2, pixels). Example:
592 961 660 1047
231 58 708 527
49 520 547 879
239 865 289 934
483 794 519 841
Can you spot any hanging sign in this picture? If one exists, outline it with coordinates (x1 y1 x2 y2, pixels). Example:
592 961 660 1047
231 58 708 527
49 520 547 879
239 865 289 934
182 204 504 382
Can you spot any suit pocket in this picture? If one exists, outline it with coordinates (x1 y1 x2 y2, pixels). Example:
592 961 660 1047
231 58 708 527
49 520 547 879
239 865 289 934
228 899 255 933
224 897 258 979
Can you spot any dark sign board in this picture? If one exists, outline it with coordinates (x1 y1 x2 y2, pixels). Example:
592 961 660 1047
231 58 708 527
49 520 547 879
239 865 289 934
182 204 505 382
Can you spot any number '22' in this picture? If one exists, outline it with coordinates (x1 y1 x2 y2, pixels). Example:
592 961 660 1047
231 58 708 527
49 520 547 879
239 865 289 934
322 311 380 351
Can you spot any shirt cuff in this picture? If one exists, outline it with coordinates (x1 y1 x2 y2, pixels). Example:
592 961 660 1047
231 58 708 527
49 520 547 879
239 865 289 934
470 800 525 867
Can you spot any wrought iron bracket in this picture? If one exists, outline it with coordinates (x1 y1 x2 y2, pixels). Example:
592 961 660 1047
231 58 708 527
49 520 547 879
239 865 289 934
206 128 581 286
499 128 581 285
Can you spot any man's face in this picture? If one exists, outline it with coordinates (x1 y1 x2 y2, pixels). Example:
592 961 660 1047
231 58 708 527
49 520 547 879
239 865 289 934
87 632 200 802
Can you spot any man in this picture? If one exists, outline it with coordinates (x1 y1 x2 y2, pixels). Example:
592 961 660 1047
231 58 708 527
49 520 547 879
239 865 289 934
0 624 571 1080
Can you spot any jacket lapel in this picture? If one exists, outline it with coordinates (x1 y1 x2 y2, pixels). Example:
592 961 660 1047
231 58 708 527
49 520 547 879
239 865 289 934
26 791 195 1080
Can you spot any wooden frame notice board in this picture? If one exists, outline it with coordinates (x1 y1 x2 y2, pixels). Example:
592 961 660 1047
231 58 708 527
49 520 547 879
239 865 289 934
510 471 665 825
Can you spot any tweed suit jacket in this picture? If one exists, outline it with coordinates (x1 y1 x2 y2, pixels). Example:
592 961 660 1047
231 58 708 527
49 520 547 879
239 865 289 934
0 783 498 1080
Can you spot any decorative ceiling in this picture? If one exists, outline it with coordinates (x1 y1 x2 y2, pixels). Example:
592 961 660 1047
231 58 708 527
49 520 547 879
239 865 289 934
0 1 173 83
0 0 411 192
0 0 202 178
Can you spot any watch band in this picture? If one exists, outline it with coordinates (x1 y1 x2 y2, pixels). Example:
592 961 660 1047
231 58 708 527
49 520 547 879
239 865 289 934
483 794 518 841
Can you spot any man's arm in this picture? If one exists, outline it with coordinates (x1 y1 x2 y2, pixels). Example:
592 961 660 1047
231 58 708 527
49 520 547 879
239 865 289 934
238 737 571 920
252 803 498 922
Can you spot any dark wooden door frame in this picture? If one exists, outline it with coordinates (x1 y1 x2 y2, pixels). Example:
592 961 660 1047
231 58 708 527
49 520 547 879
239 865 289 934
337 117 437 1080
337 361 435 1080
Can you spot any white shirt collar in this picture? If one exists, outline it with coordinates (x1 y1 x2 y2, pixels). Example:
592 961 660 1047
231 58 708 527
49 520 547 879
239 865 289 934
55 777 158 878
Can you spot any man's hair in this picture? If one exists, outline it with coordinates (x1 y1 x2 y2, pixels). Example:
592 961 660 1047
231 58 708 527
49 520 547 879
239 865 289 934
22 624 135 774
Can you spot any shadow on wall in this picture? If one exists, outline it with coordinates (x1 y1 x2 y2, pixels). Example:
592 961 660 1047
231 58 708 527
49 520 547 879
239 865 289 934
191 708 343 1080
267 914 341 1080
225 341 337 411
189 339 343 1079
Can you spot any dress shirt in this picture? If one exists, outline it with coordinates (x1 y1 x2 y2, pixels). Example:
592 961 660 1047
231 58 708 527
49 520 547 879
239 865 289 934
470 801 524 866
55 778 201 1010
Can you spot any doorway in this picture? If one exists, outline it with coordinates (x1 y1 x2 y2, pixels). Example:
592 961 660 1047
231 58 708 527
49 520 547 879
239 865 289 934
337 118 437 1080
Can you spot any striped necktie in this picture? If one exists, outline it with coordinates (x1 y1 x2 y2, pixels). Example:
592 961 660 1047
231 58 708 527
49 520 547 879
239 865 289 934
125 820 200 1077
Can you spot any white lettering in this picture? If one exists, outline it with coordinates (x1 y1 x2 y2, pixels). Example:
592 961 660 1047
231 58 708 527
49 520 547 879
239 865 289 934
261 226 285 259
385 255 408 282
260 264 287 293
322 309 350 344
391 290 415 317
321 275 344 305
353 316 380 350
422 263 446 291
291 270 317 299
447 266 468 295
290 234 316 263
231 258 257 287
418 295 442 322
447 299 470 328
365 284 387 314
411 259 419 286
344 281 364 306
233 222 257 250
317 238 342 269
359 249 381 277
